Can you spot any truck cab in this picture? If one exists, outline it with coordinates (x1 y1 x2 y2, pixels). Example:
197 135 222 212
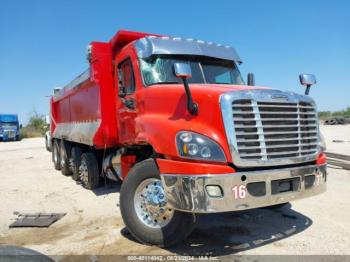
0 114 20 141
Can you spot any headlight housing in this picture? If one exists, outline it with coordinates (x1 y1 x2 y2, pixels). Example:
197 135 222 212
176 131 227 162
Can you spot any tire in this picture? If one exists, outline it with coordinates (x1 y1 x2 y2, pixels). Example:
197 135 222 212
120 159 196 247
60 140 72 176
52 140 61 170
45 136 51 152
329 119 337 125
79 152 100 189
71 147 82 181
337 118 345 125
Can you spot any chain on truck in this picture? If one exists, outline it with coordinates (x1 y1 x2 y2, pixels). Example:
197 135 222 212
49 30 327 247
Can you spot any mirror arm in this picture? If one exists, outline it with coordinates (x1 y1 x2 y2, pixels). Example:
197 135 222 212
182 78 198 115
305 84 311 95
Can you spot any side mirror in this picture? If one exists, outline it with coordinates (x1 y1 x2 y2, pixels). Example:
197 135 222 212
247 73 255 86
173 63 192 79
299 74 316 95
19 124 23 129
173 63 198 115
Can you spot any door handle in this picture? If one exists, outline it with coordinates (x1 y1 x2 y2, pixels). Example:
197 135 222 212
124 99 135 110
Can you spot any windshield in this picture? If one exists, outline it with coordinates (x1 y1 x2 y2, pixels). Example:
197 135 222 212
140 55 245 86
0 115 18 122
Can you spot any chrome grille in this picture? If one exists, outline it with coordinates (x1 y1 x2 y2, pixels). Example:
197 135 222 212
232 99 318 160
4 130 16 138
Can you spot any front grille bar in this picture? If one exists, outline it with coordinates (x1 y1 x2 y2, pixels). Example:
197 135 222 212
232 99 318 161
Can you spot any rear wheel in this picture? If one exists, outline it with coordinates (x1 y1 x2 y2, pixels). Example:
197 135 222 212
45 137 49 151
60 140 72 176
71 147 82 181
52 140 61 170
45 136 51 152
79 152 100 189
120 159 196 247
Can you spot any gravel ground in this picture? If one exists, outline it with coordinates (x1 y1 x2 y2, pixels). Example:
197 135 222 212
0 125 350 260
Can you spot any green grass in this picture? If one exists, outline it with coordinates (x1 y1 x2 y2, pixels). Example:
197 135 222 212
20 111 48 139
318 107 350 120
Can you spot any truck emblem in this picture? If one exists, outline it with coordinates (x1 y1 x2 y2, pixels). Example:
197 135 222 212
271 94 289 100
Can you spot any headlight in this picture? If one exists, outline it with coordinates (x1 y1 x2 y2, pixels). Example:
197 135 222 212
176 131 227 162
319 132 326 152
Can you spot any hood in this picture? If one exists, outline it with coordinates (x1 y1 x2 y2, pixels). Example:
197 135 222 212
135 84 313 163
148 83 270 96
136 84 272 162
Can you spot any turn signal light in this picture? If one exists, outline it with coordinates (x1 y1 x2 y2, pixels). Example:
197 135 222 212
316 152 327 165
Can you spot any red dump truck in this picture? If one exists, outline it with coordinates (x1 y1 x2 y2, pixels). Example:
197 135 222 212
50 30 327 247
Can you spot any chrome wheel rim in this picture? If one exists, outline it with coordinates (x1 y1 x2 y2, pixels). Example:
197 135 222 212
134 178 174 228
79 159 88 185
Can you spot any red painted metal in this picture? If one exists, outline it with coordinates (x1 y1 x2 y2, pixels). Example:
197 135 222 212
156 158 235 175
131 84 264 163
51 30 160 148
121 155 137 179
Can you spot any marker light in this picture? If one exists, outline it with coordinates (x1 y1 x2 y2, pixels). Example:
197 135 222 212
206 185 223 198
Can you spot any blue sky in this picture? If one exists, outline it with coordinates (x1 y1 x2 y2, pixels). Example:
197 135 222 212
0 0 349 124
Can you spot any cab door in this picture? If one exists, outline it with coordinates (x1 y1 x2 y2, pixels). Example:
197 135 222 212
116 57 138 144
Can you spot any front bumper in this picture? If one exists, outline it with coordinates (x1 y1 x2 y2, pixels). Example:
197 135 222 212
161 164 327 213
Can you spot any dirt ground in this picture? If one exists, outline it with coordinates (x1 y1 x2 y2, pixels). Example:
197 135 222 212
0 125 350 260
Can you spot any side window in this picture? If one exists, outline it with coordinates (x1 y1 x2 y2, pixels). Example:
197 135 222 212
118 59 135 95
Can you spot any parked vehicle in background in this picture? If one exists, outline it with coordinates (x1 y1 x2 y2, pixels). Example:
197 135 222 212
0 114 20 141
49 30 327 247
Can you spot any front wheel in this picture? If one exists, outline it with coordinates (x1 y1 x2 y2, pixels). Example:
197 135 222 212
120 159 196 247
